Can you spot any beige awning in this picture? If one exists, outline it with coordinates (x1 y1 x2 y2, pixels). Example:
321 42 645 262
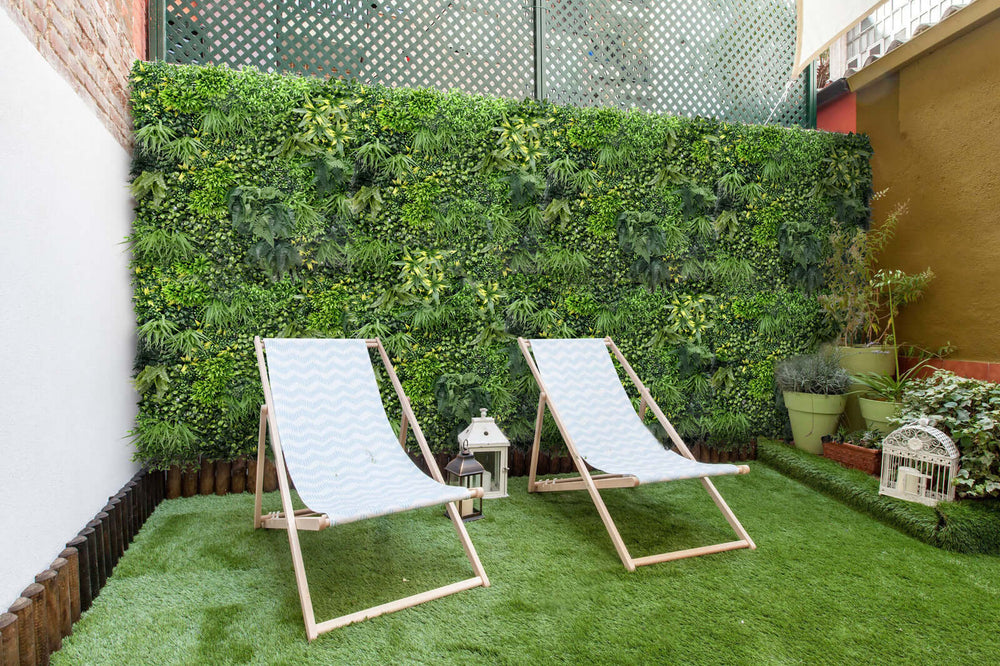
793 0 884 77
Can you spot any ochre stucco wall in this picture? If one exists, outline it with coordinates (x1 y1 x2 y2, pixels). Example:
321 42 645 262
856 15 1000 362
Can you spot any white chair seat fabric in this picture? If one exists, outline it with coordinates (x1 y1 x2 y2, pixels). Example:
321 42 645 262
530 338 742 484
264 338 473 526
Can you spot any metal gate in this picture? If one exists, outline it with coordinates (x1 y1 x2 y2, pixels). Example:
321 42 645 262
149 0 811 126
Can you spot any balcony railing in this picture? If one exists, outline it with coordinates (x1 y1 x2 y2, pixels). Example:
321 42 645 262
843 0 973 73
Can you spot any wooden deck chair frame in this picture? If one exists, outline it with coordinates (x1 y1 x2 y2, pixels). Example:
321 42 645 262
518 336 756 571
253 336 490 641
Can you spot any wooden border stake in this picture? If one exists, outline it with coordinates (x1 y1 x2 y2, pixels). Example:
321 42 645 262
20 583 47 665
0 612 19 666
8 597 34 666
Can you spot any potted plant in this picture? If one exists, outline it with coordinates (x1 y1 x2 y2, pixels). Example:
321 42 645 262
850 269 946 434
822 429 883 475
818 201 934 429
853 357 937 434
776 351 852 455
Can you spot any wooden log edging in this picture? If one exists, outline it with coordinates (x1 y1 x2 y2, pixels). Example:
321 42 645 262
148 438 760 506
3 469 165 666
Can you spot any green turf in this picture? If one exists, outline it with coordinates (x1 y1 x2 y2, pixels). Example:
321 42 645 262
55 468 1000 665
758 439 1000 554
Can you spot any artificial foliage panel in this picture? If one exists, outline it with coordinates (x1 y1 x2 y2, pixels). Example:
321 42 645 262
128 61 871 467
158 0 807 126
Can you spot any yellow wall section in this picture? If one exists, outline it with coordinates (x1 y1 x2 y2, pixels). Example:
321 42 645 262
855 15 1000 362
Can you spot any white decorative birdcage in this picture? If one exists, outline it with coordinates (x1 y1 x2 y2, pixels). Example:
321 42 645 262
879 421 960 506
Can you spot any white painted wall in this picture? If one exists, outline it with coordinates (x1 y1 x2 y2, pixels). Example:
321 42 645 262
0 10 138 607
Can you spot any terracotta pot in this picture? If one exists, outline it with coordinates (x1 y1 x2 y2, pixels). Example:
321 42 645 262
783 391 847 455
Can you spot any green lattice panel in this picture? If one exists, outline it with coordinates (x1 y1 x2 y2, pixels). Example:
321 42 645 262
164 1 534 99
277 1 534 98
160 0 807 126
164 1 280 70
540 0 806 126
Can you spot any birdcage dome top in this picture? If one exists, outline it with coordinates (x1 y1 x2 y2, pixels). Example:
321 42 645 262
883 420 959 459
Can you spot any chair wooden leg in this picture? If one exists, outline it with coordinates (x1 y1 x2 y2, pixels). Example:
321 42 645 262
569 458 636 571
444 502 490 586
699 478 756 549
253 405 267 530
527 393 546 492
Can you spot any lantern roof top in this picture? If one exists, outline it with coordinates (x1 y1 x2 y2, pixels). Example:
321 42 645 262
444 448 486 477
458 408 510 449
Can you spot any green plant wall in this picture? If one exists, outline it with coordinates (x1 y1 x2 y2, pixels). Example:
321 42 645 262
128 61 873 467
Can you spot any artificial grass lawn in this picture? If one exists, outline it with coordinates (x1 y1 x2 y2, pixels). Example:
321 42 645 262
55 467 1000 665
758 439 1000 554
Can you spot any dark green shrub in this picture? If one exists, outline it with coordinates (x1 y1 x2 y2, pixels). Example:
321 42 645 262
895 370 1000 499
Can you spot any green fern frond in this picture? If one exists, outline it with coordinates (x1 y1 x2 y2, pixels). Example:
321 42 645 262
410 303 453 332
134 364 171 399
132 228 195 265
354 140 393 171
357 319 392 340
412 127 447 155
570 168 600 193
137 316 179 352
536 247 590 280
131 171 168 205
594 307 625 335
716 171 746 200
713 210 741 239
167 328 208 355
165 136 205 163
199 107 231 138
202 299 238 329
384 331 416 355
384 153 417 180
135 121 176 156
505 296 539 325
596 143 625 169
547 156 579 186
739 180 765 204
315 239 349 267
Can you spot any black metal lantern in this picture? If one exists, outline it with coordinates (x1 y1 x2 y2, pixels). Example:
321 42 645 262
444 444 485 521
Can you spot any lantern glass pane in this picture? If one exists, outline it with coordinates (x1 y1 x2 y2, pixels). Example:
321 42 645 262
474 451 502 494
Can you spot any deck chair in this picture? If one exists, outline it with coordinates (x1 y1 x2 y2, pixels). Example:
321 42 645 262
253 336 490 640
518 337 755 571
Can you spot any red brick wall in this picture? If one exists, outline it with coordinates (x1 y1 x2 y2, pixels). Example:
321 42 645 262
2 0 147 148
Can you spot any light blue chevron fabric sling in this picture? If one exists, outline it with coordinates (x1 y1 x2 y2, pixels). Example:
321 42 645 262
263 338 473 526
530 338 742 483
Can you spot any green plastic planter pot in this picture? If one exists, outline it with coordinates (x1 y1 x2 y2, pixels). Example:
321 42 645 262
783 391 847 455
859 396 901 435
837 345 895 431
